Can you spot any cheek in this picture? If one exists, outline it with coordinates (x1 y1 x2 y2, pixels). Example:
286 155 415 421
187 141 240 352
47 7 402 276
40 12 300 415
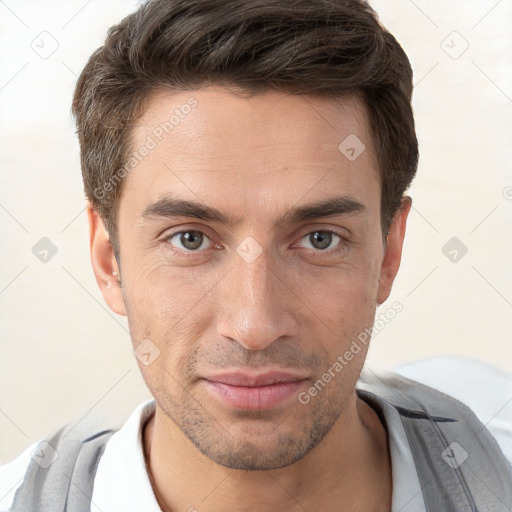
301 253 381 348
304 248 381 302
123 255 201 320
121 257 215 367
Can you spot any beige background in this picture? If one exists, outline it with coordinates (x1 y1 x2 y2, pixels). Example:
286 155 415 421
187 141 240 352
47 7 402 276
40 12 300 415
1 0 511 465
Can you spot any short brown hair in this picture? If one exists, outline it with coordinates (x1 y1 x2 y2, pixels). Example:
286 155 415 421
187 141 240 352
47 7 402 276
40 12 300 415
72 0 418 252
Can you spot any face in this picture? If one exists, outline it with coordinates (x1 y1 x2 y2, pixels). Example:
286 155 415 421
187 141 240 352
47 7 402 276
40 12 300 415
90 86 409 471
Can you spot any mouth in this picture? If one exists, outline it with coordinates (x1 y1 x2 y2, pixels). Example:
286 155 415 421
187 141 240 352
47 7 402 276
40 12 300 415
200 371 308 410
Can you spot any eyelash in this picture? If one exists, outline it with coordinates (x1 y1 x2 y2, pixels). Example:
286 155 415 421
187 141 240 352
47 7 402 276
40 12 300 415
161 228 350 258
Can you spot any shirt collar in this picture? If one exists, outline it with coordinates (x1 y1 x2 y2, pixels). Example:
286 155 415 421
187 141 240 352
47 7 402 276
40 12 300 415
91 399 160 512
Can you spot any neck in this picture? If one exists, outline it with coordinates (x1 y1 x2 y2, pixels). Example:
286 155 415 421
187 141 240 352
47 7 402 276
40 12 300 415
143 393 392 512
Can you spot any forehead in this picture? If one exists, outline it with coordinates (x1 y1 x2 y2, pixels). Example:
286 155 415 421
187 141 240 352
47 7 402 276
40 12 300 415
123 86 379 217
132 86 374 156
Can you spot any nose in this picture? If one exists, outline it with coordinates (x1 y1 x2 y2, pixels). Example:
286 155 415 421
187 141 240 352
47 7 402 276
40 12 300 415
216 243 299 351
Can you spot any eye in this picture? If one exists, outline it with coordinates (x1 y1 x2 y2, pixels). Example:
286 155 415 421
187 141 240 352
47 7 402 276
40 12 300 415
162 228 348 257
297 230 345 252
166 230 213 252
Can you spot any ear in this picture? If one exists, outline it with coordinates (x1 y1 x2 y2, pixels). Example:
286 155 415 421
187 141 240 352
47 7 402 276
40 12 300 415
376 196 412 305
87 203 126 316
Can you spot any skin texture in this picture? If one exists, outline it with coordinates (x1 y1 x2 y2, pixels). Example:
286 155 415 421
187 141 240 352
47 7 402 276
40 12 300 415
88 86 411 511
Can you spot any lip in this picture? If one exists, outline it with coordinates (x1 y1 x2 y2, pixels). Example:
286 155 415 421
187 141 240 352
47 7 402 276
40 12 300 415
201 371 308 410
203 370 308 387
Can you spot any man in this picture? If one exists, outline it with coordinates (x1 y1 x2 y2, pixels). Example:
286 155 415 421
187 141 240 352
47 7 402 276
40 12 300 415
1 0 511 511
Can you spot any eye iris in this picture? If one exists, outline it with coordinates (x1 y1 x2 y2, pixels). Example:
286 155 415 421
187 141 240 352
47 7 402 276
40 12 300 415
310 231 332 250
181 231 203 250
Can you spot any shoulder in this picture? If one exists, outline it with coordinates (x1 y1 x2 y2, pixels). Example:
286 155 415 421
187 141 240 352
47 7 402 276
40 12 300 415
392 355 512 466
0 440 39 510
0 412 125 511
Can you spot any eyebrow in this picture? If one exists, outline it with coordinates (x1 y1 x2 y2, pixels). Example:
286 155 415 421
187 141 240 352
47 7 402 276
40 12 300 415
141 195 367 227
